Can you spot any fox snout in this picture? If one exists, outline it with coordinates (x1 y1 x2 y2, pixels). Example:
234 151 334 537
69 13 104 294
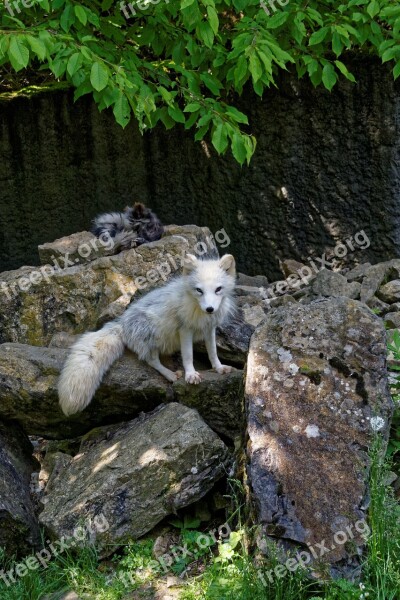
206 306 214 313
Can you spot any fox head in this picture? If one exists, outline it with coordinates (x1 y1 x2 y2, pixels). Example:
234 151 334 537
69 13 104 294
183 254 236 314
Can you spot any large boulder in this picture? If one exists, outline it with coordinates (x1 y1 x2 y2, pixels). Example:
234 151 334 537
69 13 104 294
0 420 40 555
245 297 392 571
0 343 243 440
0 225 215 346
39 403 230 555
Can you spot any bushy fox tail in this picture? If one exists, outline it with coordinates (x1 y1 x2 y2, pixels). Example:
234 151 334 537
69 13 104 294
58 322 125 416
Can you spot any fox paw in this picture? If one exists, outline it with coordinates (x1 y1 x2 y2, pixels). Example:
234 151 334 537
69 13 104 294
175 370 183 379
215 365 235 375
185 371 202 384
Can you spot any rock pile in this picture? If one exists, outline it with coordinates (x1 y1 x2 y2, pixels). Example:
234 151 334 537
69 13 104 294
0 227 395 579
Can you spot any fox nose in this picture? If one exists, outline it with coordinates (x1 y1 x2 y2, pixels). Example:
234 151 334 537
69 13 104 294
206 306 214 313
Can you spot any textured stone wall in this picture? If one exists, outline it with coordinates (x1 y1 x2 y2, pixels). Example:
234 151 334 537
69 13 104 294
0 57 399 278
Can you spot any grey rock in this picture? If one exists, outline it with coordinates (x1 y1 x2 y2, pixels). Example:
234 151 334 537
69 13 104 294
0 343 243 440
264 295 297 309
345 263 372 282
239 300 268 328
38 231 114 266
237 273 269 288
0 420 40 555
311 270 361 299
215 311 255 366
48 332 77 348
173 369 244 440
39 403 230 556
377 279 400 303
365 295 390 316
360 260 400 304
245 297 392 568
235 285 264 298
0 225 214 346
384 312 400 329
281 259 307 278
41 591 81 600
387 301 400 313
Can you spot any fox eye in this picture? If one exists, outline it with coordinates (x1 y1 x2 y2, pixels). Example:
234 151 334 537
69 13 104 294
195 287 203 294
215 286 222 293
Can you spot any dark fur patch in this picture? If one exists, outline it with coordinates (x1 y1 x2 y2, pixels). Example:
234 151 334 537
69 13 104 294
91 203 164 253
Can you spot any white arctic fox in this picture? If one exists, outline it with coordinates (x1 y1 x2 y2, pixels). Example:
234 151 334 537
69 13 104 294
58 254 237 416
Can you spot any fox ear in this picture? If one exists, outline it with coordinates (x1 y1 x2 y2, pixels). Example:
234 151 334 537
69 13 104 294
219 254 236 277
183 254 198 275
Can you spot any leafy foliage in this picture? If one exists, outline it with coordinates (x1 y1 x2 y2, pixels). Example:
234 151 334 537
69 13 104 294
0 0 400 163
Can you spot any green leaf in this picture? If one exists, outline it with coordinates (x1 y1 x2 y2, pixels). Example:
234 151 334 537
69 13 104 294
0 37 10 57
212 122 228 154
74 5 88 25
184 102 201 112
207 6 219 35
231 132 247 166
26 35 46 61
249 52 262 83
309 27 329 46
74 80 93 101
158 107 175 130
367 0 380 18
168 105 186 124
306 58 319 76
60 4 75 32
382 46 400 63
194 123 209 141
266 11 289 29
181 0 195 8
394 61 400 80
8 37 29 72
158 86 173 105
185 111 199 129
198 21 214 48
113 91 131 128
90 62 109 92
332 32 343 57
334 60 356 82
268 43 295 65
225 106 248 124
322 63 337 91
67 52 83 76
234 55 248 86
200 72 221 95
197 113 212 127
232 0 247 9
52 58 67 78
257 50 272 76
306 7 324 25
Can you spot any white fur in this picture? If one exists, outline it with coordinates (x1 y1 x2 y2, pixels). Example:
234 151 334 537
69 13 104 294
58 255 237 415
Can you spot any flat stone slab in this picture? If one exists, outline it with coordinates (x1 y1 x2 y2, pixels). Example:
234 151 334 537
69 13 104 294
0 343 243 440
39 403 230 556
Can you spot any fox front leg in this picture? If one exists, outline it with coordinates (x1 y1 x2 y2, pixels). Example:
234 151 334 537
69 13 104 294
205 327 235 375
179 328 202 384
